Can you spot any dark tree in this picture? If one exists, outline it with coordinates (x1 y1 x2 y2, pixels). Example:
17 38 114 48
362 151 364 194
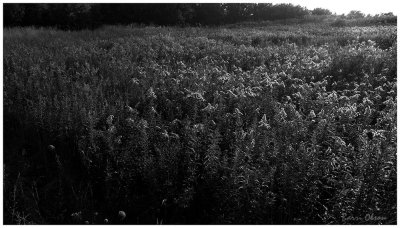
4 4 25 26
347 10 365 19
3 3 386 30
252 3 274 21
224 4 251 24
311 8 332 15
192 4 225 25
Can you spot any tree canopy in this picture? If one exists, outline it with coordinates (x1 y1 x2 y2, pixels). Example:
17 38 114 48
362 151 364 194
4 3 394 30
4 3 311 29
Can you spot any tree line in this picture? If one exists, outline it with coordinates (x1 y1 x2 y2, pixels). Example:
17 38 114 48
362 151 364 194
4 3 394 30
4 3 331 29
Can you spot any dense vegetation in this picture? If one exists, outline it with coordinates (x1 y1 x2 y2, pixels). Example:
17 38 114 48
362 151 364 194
3 20 397 224
4 3 396 29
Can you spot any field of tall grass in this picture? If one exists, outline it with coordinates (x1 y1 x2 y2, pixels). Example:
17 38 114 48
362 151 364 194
3 22 397 224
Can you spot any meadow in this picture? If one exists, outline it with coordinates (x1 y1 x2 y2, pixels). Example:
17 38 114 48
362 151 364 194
3 21 397 224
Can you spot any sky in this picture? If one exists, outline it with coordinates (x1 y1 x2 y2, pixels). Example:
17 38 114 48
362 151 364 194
266 0 398 15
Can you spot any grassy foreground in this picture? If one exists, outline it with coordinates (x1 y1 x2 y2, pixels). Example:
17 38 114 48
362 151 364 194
3 22 397 224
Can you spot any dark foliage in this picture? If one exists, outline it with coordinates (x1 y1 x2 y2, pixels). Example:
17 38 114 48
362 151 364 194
312 8 332 16
3 21 397 224
5 3 313 29
5 3 396 31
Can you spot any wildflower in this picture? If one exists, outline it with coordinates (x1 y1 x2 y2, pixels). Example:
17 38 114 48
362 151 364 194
227 90 237 98
234 108 243 116
149 106 157 115
161 130 169 139
108 125 117 134
376 86 385 92
118 211 126 221
115 135 122 145
278 108 287 120
293 92 303 100
333 136 346 147
349 94 360 101
309 110 316 119
125 105 137 115
202 103 216 113
259 114 270 129
383 97 395 107
172 119 181 126
82 83 90 93
79 150 85 157
126 117 135 126
362 97 373 106
374 94 382 100
106 115 114 126
371 130 387 140
364 105 372 116
193 123 205 132
209 120 216 127
186 91 205 102
318 109 325 117
71 211 82 223
326 147 332 154
170 132 180 139
339 96 350 102
48 145 55 151
138 119 148 129
130 78 139 85
294 110 302 119
147 87 157 99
